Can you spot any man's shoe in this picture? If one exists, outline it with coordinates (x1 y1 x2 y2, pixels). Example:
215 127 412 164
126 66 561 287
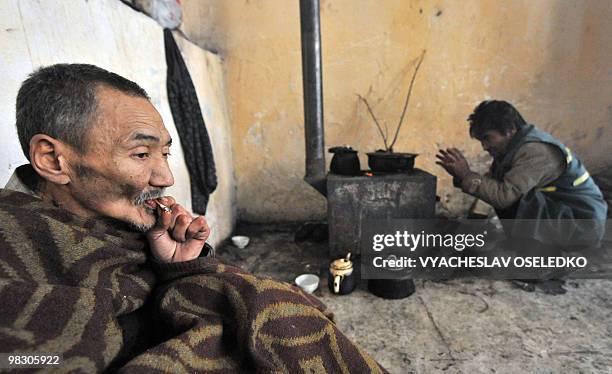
536 279 567 295
511 279 536 292
510 279 567 295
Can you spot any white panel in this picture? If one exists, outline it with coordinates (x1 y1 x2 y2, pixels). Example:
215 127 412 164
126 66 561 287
0 0 34 181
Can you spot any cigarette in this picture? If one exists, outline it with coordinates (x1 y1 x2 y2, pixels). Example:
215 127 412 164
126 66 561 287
155 199 172 213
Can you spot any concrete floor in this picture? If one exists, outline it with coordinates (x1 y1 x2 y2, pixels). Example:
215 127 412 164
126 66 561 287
217 223 612 374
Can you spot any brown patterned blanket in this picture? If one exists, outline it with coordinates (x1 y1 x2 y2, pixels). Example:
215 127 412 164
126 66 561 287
0 189 387 373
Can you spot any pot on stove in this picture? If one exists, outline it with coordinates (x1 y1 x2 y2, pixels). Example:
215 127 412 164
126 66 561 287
329 146 361 176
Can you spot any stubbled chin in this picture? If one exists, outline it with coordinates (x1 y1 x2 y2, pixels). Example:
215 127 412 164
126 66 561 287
125 206 157 232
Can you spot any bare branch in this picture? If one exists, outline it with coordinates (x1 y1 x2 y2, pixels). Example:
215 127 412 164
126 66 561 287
357 94 389 151
384 122 389 145
389 49 426 151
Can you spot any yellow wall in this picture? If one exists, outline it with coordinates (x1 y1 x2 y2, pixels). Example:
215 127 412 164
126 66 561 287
183 0 612 221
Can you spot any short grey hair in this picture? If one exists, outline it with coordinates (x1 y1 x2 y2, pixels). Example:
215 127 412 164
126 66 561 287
16 63 150 159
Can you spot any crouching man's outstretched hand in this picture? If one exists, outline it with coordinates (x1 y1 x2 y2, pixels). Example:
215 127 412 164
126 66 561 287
146 196 211 263
436 147 471 179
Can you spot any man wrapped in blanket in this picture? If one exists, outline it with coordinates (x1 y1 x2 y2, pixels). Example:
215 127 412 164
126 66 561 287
0 64 386 373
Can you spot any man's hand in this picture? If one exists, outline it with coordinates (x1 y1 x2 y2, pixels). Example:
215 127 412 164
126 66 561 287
435 148 471 179
146 196 211 263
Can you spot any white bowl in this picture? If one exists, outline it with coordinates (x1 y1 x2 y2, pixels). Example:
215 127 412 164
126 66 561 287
295 274 320 294
231 235 250 248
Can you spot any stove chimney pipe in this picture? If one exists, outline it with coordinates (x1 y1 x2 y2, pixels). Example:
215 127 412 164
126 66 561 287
299 0 326 196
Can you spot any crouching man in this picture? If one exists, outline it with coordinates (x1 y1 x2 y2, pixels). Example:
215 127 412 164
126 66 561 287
436 101 607 291
0 64 386 373
436 100 607 244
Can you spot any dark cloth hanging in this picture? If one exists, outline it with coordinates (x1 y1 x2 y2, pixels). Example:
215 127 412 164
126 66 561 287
164 29 217 214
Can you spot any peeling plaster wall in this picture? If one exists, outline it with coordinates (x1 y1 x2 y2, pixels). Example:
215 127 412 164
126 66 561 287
0 0 235 245
183 0 612 221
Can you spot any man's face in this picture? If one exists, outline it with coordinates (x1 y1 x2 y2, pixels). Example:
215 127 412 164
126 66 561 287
65 86 174 231
477 129 516 158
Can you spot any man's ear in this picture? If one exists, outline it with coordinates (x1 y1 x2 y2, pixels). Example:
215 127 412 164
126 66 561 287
29 134 72 185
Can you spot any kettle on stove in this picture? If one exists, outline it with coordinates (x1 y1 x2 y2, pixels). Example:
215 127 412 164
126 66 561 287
329 146 361 176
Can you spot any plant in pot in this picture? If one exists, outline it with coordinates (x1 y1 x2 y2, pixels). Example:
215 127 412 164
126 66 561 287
357 49 426 173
